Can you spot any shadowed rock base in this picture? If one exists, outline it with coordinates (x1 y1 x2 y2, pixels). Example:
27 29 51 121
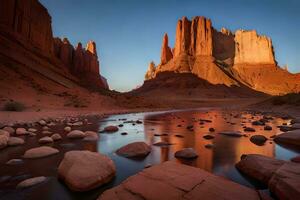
99 161 260 200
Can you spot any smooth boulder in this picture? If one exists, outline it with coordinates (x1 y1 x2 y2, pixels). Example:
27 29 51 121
16 128 28 135
8 137 25 146
0 134 9 149
58 150 116 192
116 142 151 158
16 176 47 189
23 146 59 159
250 135 267 146
175 148 198 159
39 136 53 144
67 130 85 139
104 126 119 133
51 133 62 141
3 127 14 135
83 131 99 141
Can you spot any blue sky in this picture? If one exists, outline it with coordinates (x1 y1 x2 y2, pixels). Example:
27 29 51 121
40 0 300 91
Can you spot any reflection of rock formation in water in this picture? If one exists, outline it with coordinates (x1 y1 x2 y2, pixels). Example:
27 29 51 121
144 110 278 174
143 111 213 171
212 112 275 173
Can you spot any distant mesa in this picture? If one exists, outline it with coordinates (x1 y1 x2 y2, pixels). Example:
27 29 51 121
145 16 300 95
0 0 108 89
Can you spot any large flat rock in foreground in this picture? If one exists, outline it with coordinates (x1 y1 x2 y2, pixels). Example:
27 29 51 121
99 161 260 200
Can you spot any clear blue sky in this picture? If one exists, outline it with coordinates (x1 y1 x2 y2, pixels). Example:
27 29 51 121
40 0 300 92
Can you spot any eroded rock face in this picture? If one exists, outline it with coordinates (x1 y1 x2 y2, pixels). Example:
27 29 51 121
144 16 300 95
99 161 260 200
234 30 275 65
173 16 213 57
0 0 109 90
160 34 173 65
0 0 54 54
145 61 156 80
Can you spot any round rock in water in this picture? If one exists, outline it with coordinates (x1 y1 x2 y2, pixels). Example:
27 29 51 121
175 148 198 159
8 137 25 146
250 135 268 146
3 127 15 135
51 133 62 141
219 131 243 137
0 135 9 149
16 176 47 189
116 142 151 158
83 131 99 141
104 126 119 133
58 150 116 192
23 146 59 159
264 125 272 131
67 130 85 139
203 134 215 140
39 136 53 144
16 128 28 135
6 159 24 165
64 126 72 132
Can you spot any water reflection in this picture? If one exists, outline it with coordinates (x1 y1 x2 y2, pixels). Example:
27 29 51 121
98 109 296 188
0 109 299 200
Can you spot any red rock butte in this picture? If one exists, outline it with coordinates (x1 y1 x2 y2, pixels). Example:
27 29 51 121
146 16 300 95
0 0 108 89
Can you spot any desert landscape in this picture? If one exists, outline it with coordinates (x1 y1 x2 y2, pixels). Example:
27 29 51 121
0 0 300 200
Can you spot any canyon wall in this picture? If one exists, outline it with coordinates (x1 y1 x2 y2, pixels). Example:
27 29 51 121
0 0 54 54
145 16 300 95
0 0 108 89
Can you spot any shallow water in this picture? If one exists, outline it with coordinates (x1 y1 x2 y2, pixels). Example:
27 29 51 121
0 109 299 200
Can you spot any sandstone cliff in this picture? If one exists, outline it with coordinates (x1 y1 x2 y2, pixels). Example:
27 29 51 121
0 0 108 90
234 30 275 65
145 16 300 95
147 16 237 86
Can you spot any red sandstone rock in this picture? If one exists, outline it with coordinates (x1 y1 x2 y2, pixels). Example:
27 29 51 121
234 30 275 65
99 161 260 200
144 16 300 95
60 38 74 67
58 150 116 192
0 0 109 90
0 0 54 54
160 34 173 64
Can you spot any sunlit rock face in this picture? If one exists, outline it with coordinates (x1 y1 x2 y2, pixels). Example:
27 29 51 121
0 0 108 90
161 34 173 65
145 16 300 95
234 30 275 65
145 61 156 80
